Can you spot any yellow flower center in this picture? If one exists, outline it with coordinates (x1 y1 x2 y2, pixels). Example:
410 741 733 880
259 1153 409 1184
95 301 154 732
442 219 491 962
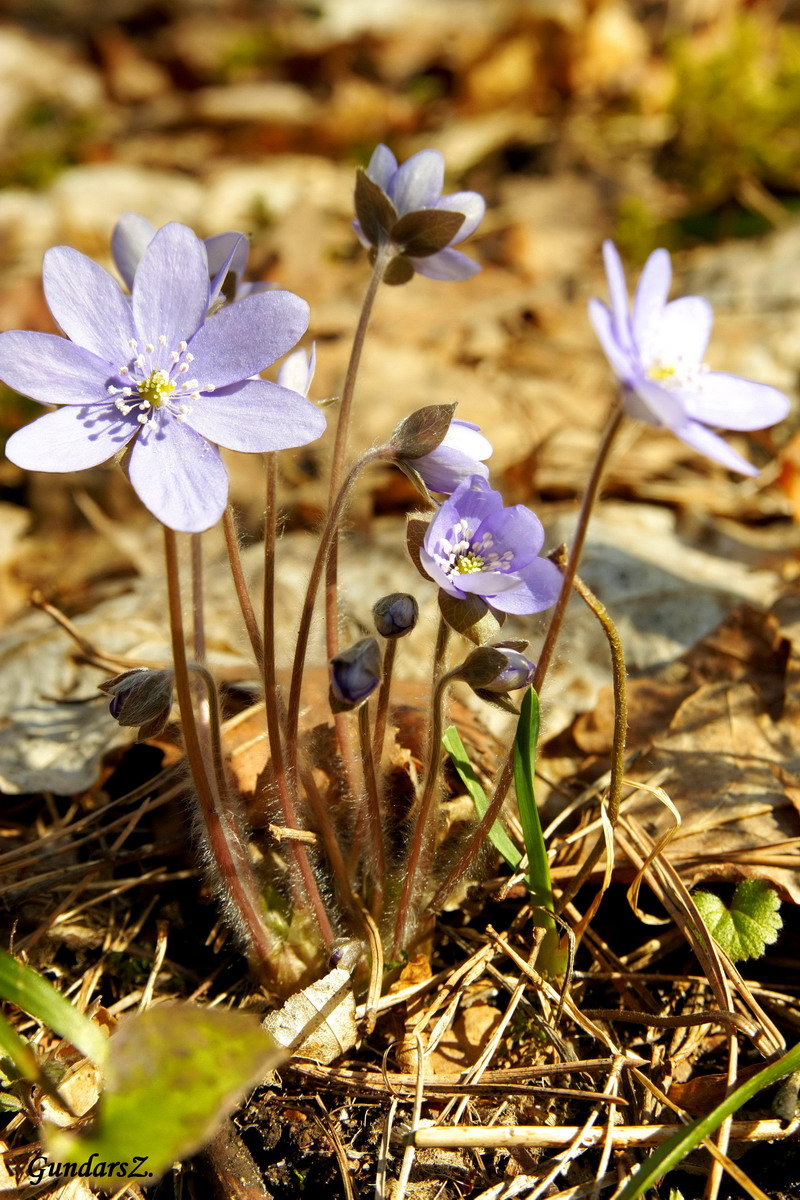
454 550 485 574
647 362 677 383
138 369 176 408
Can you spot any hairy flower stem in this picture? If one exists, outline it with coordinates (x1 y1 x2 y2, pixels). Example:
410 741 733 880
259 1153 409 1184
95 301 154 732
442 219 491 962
286 447 388 786
222 506 265 673
324 252 390 796
372 639 397 765
532 401 623 695
392 668 454 955
553 564 627 916
357 702 386 919
426 405 624 918
259 455 335 947
163 527 279 977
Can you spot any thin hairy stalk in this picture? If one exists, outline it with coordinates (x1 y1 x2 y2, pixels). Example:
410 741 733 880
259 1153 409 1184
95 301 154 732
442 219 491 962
286 447 387 784
532 401 623 695
190 533 206 664
324 252 390 796
371 638 397 764
357 701 386 918
554 563 627 915
392 669 454 954
163 527 278 972
222 505 264 673
259 454 335 947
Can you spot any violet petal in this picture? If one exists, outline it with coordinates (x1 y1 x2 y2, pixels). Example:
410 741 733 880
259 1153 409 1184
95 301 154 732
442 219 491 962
5 404 136 471
128 415 229 531
0 331 118 405
389 149 444 213
409 248 481 282
111 213 156 290
132 223 209 350
684 372 790 431
185 379 325 452
672 418 760 476
43 247 136 366
631 248 671 349
187 290 309 389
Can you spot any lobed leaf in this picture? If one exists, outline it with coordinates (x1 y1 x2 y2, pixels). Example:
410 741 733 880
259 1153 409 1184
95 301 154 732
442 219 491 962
693 878 782 962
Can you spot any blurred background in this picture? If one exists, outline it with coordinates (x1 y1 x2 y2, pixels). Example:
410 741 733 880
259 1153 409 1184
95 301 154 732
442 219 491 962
0 0 797 621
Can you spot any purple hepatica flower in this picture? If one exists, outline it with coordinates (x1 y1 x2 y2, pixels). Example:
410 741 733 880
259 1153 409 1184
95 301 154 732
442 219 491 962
411 418 492 494
589 240 790 476
0 223 326 533
112 212 270 307
354 144 485 282
420 476 561 615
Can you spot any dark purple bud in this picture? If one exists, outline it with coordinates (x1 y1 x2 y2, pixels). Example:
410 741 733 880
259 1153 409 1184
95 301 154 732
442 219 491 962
372 593 419 639
329 638 382 711
99 666 175 740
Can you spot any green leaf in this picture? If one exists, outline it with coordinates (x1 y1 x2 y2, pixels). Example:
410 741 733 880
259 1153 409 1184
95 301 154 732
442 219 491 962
0 1008 40 1084
47 1003 285 1185
615 1038 800 1199
442 724 522 872
0 949 107 1068
514 688 566 975
693 879 782 962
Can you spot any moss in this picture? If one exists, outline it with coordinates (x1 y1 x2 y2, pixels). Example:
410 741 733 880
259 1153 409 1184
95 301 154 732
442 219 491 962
663 15 800 211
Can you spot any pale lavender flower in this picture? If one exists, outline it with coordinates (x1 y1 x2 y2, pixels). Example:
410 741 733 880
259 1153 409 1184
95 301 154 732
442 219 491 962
411 418 492 494
0 222 326 532
589 240 790 475
112 212 270 306
353 144 485 282
420 476 561 615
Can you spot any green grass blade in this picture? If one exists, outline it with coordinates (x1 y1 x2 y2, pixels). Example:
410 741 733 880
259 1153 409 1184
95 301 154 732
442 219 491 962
614 1039 800 1198
0 1008 41 1083
513 687 552 911
0 949 107 1067
443 725 522 871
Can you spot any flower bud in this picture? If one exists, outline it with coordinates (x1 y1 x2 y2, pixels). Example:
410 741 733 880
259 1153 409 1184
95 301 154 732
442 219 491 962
454 644 536 714
372 593 419 639
99 666 175 740
480 649 536 693
329 638 382 712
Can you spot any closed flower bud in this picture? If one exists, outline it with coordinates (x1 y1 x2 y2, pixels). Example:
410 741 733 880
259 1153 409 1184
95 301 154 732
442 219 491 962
99 666 175 740
329 638 382 711
372 593 419 639
480 648 536 693
454 644 536 714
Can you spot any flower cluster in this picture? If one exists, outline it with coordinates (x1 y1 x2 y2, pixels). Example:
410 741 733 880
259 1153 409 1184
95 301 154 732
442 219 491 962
589 240 790 475
0 222 325 532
